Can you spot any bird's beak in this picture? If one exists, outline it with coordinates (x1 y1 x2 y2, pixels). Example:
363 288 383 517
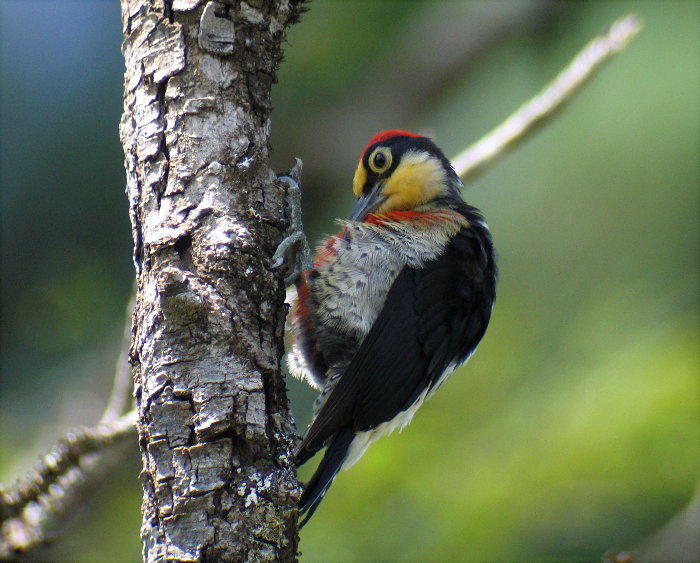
349 182 386 221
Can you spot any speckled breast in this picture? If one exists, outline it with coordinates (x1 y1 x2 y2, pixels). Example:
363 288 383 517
304 213 467 372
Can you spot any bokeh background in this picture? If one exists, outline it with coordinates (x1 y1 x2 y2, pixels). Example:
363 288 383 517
1 1 698 561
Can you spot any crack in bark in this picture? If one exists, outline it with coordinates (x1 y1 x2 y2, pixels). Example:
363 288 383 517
154 80 170 209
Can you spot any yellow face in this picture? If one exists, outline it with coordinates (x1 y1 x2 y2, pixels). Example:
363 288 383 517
352 149 447 215
352 161 368 199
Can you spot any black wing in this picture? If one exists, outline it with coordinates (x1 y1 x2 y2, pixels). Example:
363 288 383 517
296 222 496 462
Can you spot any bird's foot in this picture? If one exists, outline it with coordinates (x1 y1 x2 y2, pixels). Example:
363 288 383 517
272 160 312 286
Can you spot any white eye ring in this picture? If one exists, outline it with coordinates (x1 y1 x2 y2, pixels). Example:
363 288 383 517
368 147 392 174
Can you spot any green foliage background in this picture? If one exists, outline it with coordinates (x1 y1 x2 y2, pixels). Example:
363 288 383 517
1 1 698 561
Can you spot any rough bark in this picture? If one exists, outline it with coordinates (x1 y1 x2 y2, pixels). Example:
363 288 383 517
119 1 304 560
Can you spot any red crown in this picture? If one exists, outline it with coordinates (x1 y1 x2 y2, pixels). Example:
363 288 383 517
360 129 424 159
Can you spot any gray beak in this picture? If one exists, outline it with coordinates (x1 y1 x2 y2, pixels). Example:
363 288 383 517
349 182 386 221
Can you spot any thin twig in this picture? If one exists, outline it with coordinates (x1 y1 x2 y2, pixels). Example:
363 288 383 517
100 292 136 424
452 14 642 182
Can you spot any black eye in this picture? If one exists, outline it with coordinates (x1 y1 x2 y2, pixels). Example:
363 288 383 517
368 147 392 174
373 152 386 169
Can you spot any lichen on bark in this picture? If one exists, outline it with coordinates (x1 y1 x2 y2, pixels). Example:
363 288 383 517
119 0 305 560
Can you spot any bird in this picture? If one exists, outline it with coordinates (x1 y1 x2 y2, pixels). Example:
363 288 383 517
274 129 497 527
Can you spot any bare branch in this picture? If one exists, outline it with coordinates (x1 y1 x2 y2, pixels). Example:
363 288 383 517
1 410 137 515
1 292 138 558
452 14 642 182
0 410 137 557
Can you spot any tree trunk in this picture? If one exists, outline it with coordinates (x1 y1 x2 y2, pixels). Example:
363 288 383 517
119 1 303 560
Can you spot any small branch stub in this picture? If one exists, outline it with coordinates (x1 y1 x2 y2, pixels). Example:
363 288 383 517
198 1 236 55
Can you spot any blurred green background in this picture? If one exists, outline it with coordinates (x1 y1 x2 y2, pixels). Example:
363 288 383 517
1 1 698 561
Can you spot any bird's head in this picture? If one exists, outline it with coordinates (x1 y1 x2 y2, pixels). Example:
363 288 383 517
350 130 463 222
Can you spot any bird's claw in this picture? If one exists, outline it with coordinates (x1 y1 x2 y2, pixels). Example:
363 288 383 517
271 255 287 270
272 231 304 285
273 169 312 286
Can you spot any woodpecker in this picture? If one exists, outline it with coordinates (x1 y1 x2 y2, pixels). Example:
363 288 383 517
274 130 497 527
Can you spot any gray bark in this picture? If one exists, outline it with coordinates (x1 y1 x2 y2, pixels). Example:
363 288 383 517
119 1 304 560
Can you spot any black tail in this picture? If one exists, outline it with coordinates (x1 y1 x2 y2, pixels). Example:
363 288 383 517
297 427 354 528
